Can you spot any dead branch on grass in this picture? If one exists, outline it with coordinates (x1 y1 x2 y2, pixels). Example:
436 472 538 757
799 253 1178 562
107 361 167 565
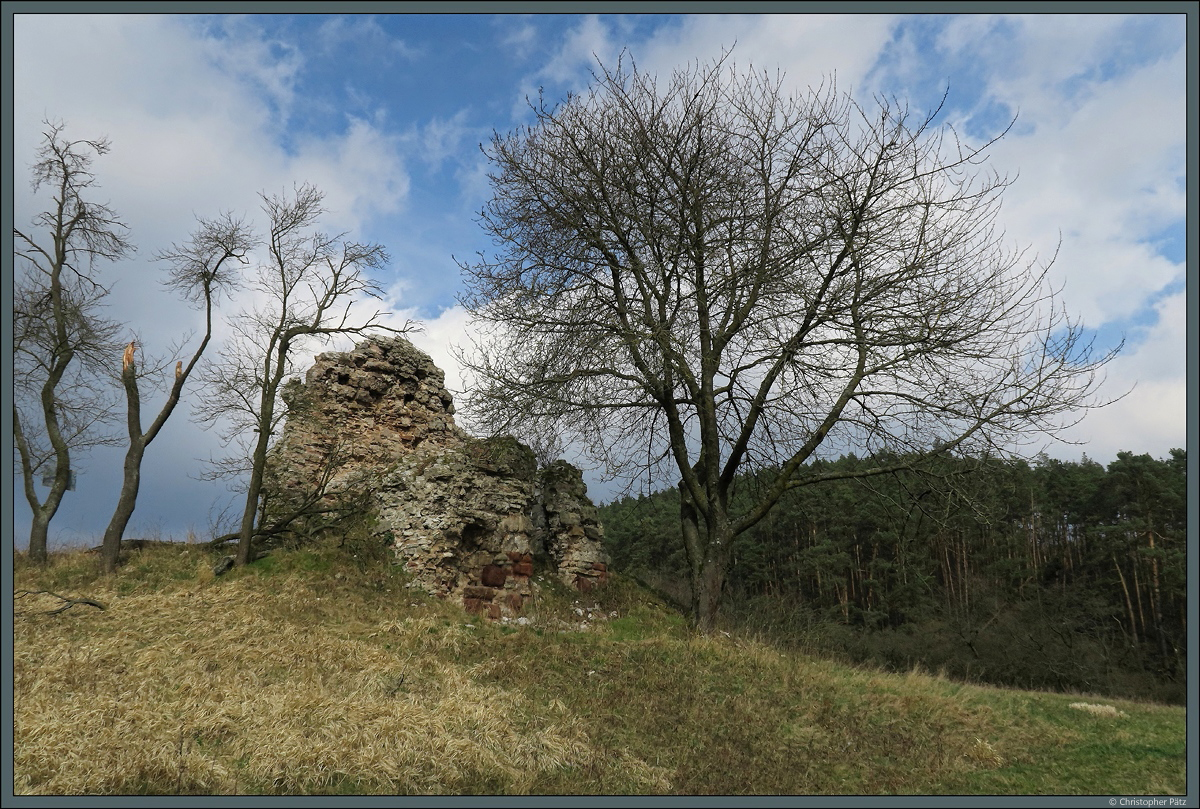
14 589 107 615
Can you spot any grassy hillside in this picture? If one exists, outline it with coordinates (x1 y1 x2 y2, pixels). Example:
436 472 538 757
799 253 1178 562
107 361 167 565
12 540 1186 796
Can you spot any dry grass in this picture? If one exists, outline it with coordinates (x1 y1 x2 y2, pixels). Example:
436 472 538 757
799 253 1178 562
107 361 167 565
1068 702 1127 718
964 738 1006 769
13 547 666 795
12 542 1185 796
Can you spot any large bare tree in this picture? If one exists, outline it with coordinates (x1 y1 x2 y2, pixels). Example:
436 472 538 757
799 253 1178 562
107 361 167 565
195 184 406 566
459 56 1119 630
99 213 253 573
13 122 133 563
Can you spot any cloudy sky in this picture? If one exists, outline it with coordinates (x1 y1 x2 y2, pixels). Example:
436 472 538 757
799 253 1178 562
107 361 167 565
9 12 1189 549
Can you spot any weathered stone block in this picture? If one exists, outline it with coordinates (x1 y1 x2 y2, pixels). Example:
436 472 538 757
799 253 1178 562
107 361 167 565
481 564 507 587
501 514 533 534
361 359 392 373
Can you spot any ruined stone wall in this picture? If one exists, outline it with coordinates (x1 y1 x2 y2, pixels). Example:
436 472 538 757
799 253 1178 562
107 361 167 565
265 336 608 619
540 461 609 592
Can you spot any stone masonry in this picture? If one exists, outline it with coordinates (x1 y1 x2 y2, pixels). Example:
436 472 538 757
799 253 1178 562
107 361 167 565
265 336 609 619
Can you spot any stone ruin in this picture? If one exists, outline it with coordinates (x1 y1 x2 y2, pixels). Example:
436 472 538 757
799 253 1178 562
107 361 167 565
264 335 609 620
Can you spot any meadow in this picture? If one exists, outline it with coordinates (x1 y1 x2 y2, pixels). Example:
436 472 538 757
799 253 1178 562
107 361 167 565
12 539 1187 796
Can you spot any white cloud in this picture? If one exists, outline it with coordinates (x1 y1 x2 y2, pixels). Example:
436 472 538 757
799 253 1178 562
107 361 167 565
14 15 415 338
931 17 1186 328
637 14 896 94
417 108 474 169
521 14 898 109
539 14 618 87
286 116 410 233
197 15 304 121
1128 290 1188 383
498 17 538 58
1049 289 1186 461
501 12 1185 472
315 15 421 61
405 305 477 404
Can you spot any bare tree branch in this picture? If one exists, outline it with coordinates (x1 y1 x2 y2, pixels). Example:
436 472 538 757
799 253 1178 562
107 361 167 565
14 589 107 615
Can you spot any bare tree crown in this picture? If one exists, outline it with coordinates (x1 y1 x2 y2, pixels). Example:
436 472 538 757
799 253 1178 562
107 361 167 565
191 182 409 565
194 183 397 448
21 121 134 276
463 56 1115 493
459 55 1117 627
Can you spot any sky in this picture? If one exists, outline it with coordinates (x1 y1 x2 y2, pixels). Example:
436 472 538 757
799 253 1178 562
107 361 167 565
7 11 1191 549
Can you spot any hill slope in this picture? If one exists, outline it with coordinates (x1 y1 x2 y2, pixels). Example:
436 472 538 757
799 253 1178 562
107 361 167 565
12 541 1186 796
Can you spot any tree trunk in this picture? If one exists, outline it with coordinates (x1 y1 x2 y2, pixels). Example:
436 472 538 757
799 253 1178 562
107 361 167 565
101 364 144 574
28 511 51 565
22 347 76 564
236 437 269 566
1146 529 1168 662
679 484 705 625
1113 553 1139 647
237 390 277 566
236 331 295 567
101 441 145 573
691 522 733 634
14 406 61 565
1132 553 1147 639
694 551 728 633
23 448 70 565
678 480 734 632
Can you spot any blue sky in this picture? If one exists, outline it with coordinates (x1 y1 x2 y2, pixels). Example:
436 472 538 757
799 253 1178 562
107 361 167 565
9 12 1190 547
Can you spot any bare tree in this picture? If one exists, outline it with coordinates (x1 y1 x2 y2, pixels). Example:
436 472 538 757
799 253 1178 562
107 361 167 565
13 122 133 564
459 55 1119 630
99 213 253 573
195 183 408 566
